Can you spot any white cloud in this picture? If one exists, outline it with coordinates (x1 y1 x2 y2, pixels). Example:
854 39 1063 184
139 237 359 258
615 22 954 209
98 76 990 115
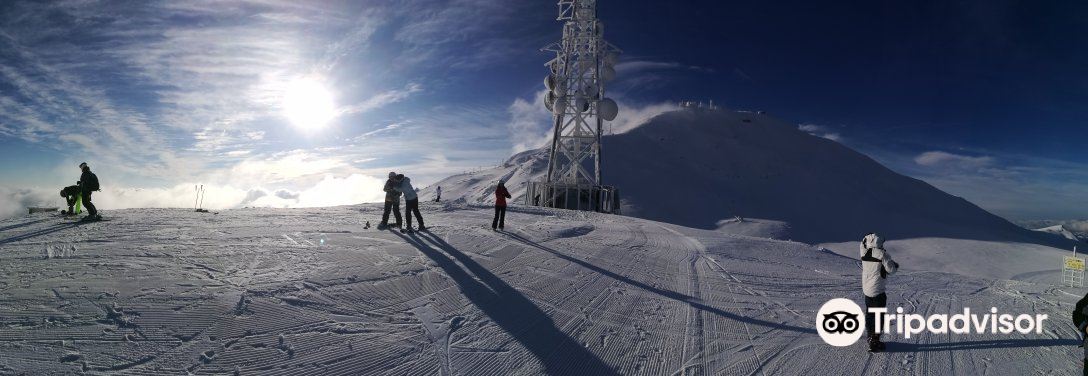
798 124 843 142
613 60 713 75
915 151 994 169
507 89 552 153
222 150 351 186
0 186 55 220
338 83 423 116
864 148 1088 220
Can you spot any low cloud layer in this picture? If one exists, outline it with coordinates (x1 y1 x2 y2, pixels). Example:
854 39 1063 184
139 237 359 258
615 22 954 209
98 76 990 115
1 173 386 220
915 151 994 169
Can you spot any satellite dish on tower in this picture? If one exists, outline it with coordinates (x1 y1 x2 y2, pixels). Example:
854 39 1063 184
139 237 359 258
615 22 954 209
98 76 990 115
599 98 618 121
546 57 561 74
583 83 599 99
601 66 616 82
552 96 568 112
575 96 590 113
604 52 619 66
551 80 567 96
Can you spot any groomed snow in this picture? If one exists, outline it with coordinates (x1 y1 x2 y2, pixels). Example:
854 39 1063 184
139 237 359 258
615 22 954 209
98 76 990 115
0 203 1083 375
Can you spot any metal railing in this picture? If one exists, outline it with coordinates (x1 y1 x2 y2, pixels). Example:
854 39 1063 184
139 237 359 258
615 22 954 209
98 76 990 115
524 181 620 214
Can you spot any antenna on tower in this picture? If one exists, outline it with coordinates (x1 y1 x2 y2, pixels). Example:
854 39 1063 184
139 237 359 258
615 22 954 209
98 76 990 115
526 0 621 214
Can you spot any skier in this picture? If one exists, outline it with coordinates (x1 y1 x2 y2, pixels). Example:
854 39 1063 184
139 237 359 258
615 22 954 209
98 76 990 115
394 174 424 232
379 172 402 230
59 183 81 216
492 180 511 231
860 232 898 352
1072 293 1088 374
435 186 442 202
78 162 101 221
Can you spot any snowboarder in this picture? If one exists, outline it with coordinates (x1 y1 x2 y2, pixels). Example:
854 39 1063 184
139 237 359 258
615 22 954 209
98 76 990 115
1072 293 1088 374
379 172 402 230
434 186 442 202
860 232 898 352
78 162 101 221
394 174 424 232
492 181 511 231
59 183 81 216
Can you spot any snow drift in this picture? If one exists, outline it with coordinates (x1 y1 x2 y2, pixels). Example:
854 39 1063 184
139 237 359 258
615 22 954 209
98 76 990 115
424 109 1070 245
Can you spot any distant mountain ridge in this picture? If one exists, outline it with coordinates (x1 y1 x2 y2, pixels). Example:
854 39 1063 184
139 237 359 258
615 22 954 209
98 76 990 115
1031 224 1088 243
423 109 1072 246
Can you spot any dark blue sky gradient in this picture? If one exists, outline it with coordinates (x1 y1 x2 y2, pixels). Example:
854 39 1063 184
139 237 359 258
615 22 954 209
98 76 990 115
598 0 1087 159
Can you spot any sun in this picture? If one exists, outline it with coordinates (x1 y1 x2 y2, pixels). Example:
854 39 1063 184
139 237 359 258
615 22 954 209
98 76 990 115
282 78 336 131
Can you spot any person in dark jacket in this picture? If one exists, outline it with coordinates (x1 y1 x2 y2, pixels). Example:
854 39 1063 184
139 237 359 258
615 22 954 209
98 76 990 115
434 186 442 202
78 162 101 221
60 183 81 215
1074 293 1088 375
379 172 402 229
492 181 511 231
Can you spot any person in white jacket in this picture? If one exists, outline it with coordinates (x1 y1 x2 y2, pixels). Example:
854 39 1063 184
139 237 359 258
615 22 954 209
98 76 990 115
860 233 898 351
394 174 425 232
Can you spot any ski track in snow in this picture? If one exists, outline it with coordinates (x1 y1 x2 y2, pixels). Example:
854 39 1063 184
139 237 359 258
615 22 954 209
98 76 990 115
0 204 1083 375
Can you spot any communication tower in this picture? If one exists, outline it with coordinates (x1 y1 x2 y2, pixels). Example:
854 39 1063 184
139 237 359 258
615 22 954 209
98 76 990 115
525 0 622 213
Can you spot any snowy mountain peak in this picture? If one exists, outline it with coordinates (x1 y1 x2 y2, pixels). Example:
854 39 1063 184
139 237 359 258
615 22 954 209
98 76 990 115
425 109 1070 246
1034 224 1087 243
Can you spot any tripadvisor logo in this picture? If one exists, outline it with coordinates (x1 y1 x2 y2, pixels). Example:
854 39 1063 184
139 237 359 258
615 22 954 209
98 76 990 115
816 298 865 346
816 298 1050 346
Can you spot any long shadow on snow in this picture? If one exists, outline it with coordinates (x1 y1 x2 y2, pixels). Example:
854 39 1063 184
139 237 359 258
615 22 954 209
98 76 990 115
0 218 53 233
884 338 1078 353
394 230 618 375
502 231 816 335
0 222 85 245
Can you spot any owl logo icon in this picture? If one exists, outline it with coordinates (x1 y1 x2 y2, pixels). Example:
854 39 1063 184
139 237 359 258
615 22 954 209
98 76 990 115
816 298 866 346
822 311 860 334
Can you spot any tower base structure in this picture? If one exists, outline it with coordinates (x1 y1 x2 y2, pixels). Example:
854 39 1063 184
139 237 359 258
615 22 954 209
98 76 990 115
525 181 620 214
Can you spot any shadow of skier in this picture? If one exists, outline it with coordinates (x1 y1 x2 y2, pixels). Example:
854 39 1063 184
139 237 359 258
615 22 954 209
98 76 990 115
0 222 85 245
394 230 618 376
0 218 53 233
503 231 816 335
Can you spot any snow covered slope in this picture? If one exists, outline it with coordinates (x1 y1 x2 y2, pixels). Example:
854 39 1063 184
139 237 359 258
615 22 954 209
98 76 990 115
422 109 1068 246
1033 224 1087 243
0 206 1081 374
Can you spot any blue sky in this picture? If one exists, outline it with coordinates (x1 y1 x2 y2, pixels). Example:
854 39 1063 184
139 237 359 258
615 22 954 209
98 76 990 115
0 0 1085 221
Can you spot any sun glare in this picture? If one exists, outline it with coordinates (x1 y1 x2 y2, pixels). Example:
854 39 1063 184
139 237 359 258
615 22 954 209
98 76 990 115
283 78 336 131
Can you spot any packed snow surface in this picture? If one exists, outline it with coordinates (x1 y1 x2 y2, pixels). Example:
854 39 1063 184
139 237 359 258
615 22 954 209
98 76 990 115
0 204 1083 375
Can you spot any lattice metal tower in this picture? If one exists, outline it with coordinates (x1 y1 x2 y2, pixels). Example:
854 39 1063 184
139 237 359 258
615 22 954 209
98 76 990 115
526 0 621 213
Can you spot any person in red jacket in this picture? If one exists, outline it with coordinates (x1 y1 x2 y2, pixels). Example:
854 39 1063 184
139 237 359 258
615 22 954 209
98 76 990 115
492 181 512 231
